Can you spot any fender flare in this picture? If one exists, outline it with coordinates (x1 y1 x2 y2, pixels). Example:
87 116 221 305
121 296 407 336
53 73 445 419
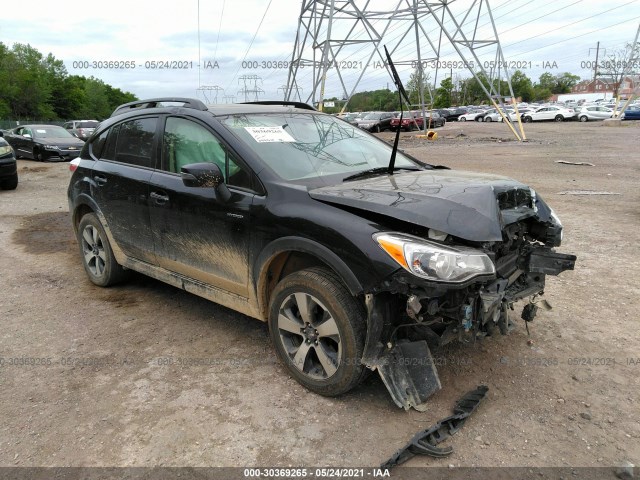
253 236 365 317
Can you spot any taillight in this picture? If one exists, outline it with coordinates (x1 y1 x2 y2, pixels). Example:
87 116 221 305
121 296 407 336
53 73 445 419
69 158 80 172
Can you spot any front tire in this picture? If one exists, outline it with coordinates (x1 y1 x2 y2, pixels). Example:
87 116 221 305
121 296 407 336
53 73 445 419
268 267 367 397
523 116 532 123
484 117 492 122
579 115 588 122
77 213 127 287
460 117 467 122
33 148 43 161
1 173 18 190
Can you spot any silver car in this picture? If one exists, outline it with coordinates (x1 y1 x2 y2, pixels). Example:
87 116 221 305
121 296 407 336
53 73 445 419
575 106 614 122
63 120 99 141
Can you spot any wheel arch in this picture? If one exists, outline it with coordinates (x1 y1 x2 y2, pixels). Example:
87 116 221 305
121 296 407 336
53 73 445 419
71 195 101 234
253 237 365 321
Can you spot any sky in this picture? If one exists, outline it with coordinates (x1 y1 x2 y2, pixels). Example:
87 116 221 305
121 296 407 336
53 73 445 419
1 0 639 103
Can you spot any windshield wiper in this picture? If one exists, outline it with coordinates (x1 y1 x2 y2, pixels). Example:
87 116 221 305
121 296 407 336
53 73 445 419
384 45 412 175
343 166 419 182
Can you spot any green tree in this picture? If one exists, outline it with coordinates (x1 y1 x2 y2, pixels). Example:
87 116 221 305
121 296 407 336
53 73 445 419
554 72 580 93
0 41 138 120
510 70 533 102
433 77 453 108
535 71 580 95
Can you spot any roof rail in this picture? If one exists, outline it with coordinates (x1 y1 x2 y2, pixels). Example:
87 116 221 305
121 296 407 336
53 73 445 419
240 101 317 111
110 98 208 117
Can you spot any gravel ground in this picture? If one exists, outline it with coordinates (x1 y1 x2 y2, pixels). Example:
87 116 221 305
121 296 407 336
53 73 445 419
0 119 638 477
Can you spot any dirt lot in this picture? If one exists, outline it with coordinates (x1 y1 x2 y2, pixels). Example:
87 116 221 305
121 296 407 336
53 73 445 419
0 120 638 475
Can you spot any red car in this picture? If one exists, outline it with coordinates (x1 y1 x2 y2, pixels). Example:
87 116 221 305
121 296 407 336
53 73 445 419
390 111 446 131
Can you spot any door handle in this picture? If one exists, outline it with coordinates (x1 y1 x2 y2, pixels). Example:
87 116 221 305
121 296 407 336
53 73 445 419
94 175 107 186
150 191 170 204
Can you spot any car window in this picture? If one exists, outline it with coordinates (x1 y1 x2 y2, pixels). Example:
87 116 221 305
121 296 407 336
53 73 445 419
220 113 419 181
114 117 157 168
162 117 252 190
90 128 109 159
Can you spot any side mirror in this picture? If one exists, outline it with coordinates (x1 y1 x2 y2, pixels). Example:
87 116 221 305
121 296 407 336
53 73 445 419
180 162 231 203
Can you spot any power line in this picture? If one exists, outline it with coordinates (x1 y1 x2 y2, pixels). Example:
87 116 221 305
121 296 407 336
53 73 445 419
225 0 273 92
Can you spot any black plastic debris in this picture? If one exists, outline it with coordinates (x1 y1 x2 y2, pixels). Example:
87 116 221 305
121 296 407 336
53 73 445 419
381 385 489 469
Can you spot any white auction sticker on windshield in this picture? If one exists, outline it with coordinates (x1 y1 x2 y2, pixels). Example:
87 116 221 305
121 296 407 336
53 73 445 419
36 129 47 133
244 126 295 143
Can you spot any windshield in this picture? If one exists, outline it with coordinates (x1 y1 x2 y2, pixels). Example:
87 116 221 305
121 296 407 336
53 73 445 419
221 113 419 181
363 113 382 120
32 126 76 139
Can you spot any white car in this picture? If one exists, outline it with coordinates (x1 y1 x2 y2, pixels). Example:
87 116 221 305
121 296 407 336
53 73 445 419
522 106 575 123
483 108 514 122
458 109 487 122
574 105 614 122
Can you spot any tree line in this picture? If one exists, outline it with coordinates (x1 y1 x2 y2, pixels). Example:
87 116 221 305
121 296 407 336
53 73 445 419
324 69 582 113
0 42 137 121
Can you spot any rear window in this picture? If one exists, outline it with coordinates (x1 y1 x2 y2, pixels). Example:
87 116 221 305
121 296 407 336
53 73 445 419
78 121 99 128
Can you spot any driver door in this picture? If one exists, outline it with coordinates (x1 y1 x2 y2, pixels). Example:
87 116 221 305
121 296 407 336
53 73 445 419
148 116 257 297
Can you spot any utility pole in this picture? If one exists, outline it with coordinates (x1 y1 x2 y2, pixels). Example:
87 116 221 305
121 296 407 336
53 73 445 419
589 42 602 82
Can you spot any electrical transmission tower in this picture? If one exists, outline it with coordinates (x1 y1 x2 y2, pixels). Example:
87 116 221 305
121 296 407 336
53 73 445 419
278 83 303 99
286 0 525 140
238 75 265 102
222 95 236 104
196 85 225 104
616 23 640 116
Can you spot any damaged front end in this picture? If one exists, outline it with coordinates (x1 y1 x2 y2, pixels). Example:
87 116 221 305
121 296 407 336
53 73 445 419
362 187 577 411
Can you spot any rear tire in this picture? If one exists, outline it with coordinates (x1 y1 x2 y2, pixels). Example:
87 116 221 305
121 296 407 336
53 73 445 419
554 115 564 122
268 267 367 397
77 213 128 287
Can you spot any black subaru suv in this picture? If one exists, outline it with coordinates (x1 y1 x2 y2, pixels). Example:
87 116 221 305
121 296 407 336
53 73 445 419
68 98 576 410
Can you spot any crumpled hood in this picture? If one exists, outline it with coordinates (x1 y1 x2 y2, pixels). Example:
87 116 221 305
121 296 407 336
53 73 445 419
309 170 552 242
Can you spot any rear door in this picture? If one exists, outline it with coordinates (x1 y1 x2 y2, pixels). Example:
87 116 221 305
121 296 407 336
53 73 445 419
89 116 159 264
148 115 258 297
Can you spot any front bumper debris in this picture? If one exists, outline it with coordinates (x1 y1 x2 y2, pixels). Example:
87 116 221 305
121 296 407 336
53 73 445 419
376 340 441 411
380 385 489 469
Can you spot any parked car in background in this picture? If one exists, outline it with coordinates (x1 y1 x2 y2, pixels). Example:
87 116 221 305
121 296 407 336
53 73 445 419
574 105 614 122
390 111 445 131
356 111 396 132
3 125 84 161
338 113 360 125
500 108 532 122
620 105 640 120
522 106 575 123
483 108 514 122
67 97 576 410
458 109 487 122
63 120 100 140
442 107 468 121
0 136 18 190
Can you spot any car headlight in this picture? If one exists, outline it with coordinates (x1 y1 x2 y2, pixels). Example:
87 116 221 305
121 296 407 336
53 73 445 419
0 145 13 156
373 233 495 282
